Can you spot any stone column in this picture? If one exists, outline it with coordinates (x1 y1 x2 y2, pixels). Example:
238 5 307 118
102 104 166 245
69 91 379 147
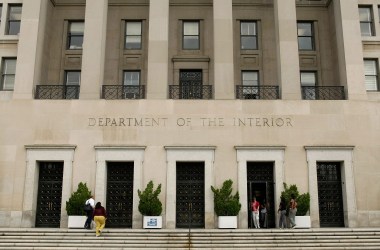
80 0 108 99
333 0 367 100
213 0 234 99
13 0 50 99
274 0 301 100
146 0 169 99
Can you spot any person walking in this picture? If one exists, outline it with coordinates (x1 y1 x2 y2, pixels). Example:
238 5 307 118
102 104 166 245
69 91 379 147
288 194 297 228
93 202 107 237
251 197 260 229
278 197 287 229
84 195 95 229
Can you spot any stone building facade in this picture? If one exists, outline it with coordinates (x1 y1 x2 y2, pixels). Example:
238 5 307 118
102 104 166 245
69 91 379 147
0 0 379 229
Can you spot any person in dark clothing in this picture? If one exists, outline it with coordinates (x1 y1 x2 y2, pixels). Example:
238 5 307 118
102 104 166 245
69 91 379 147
278 197 287 229
84 195 95 229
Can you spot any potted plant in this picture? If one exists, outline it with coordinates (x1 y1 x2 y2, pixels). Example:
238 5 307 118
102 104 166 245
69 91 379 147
281 183 310 228
137 180 163 229
211 179 242 228
66 182 92 228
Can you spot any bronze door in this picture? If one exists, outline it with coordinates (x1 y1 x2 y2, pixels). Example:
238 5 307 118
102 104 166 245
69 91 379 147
317 162 344 227
176 162 205 228
35 162 64 228
106 162 134 228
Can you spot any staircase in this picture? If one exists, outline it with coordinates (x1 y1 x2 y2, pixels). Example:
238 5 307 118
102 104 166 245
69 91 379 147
0 228 380 249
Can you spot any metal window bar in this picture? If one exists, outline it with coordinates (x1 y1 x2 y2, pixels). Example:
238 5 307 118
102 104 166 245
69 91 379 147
35 85 80 99
236 85 280 100
169 85 212 99
102 85 145 100
301 86 345 100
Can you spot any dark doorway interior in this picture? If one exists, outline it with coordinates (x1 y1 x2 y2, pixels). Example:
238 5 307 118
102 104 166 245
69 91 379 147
35 162 64 228
176 162 205 228
247 162 275 228
106 162 134 228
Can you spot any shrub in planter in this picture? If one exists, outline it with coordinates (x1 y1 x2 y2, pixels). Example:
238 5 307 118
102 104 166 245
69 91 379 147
281 183 310 216
66 182 92 216
137 180 162 216
211 179 241 216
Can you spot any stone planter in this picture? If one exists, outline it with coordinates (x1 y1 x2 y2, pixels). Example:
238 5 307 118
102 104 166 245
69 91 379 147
68 215 87 228
143 216 162 229
218 216 238 229
295 216 311 228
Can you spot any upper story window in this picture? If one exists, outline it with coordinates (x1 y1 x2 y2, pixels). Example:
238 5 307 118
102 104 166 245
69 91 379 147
65 71 81 85
68 21 84 49
364 59 378 91
7 5 22 35
242 71 259 86
1 58 16 91
297 22 314 50
0 5 3 26
123 71 140 86
125 21 142 49
183 21 199 50
240 21 257 50
359 6 374 36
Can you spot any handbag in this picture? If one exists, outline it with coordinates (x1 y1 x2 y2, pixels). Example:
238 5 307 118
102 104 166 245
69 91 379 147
84 203 92 211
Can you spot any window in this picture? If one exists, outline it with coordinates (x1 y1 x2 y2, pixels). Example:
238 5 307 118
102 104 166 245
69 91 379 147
298 22 314 50
364 59 378 91
68 21 84 49
0 5 3 26
7 5 22 35
240 21 257 50
125 21 142 49
359 6 374 36
242 71 259 86
65 71 81 85
183 21 199 50
300 71 317 87
123 71 140 86
1 58 16 90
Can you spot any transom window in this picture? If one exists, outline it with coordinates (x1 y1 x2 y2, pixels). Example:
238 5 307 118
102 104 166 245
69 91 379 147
359 6 374 36
183 21 199 50
7 5 22 35
68 21 84 49
242 71 259 86
123 71 140 86
240 21 257 50
65 71 81 85
297 22 314 50
125 21 142 49
300 71 317 87
1 58 16 90
364 59 378 91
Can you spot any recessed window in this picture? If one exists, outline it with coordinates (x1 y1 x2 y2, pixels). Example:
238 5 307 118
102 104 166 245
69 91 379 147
125 21 142 49
0 5 3 26
242 71 259 86
1 58 16 90
240 21 257 50
297 22 314 50
68 21 84 49
300 71 317 87
364 59 378 91
7 5 22 35
65 71 81 85
359 6 374 36
183 21 199 50
123 71 140 86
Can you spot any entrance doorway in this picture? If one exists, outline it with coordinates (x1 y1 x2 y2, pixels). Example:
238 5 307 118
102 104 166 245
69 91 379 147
35 162 64 228
106 162 134 228
247 162 275 228
317 162 344 227
176 162 205 228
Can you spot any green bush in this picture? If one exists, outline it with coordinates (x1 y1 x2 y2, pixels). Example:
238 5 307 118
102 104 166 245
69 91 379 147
137 180 163 216
66 182 92 216
281 183 310 216
211 179 241 216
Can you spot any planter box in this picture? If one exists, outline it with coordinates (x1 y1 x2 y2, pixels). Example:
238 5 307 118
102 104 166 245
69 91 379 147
143 216 162 229
295 216 311 228
218 216 238 229
68 215 87 228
